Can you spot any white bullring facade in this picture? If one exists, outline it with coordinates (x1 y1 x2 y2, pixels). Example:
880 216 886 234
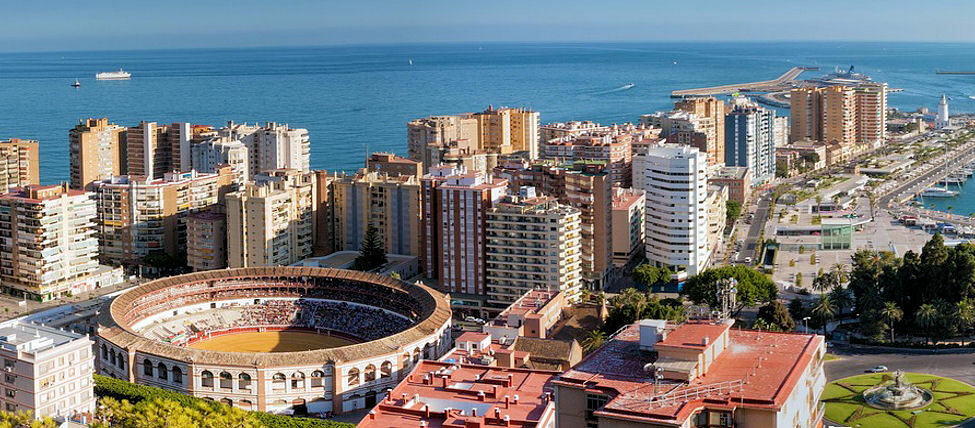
95 267 452 415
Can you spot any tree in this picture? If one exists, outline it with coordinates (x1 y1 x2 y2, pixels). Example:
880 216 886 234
632 264 673 288
915 303 939 344
811 294 837 336
353 225 387 271
0 411 57 428
680 266 778 315
726 200 742 224
757 301 796 331
795 272 803 288
581 330 606 353
829 287 854 316
788 297 806 321
866 190 877 220
94 396 260 428
880 301 903 342
955 299 975 336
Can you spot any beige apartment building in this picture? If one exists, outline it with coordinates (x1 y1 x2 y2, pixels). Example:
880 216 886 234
126 122 193 180
226 169 317 267
855 82 889 147
822 86 857 146
791 84 886 149
93 168 237 266
707 184 729 255
331 170 421 257
217 122 311 178
407 115 479 170
0 139 40 191
0 185 99 301
564 162 614 289
408 106 539 171
675 97 725 165
69 118 126 190
610 188 645 268
485 192 583 309
473 106 540 158
365 152 422 178
186 211 227 271
0 320 96 420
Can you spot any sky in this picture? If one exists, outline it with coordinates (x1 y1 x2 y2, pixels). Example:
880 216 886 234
3 0 975 52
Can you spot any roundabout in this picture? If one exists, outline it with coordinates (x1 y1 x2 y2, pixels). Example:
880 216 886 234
823 372 975 427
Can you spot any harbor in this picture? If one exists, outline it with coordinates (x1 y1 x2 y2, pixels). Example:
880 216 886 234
670 66 817 97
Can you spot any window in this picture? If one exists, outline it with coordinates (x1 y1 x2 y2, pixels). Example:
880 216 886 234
143 359 153 377
3 360 13 369
4 403 13 412
172 367 182 384
157 363 168 380
4 375 14 384
239 373 252 390
201 371 214 388
364 365 376 382
585 394 608 428
347 368 360 386
272 373 286 390
5 389 14 398
219 372 233 389
291 372 305 389
310 371 325 388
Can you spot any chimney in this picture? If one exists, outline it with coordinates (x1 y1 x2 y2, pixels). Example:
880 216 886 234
495 408 501 419
504 395 510 409
492 385 499 397
424 404 430 418
477 391 486 402
423 375 430 385
506 374 513 387
513 395 519 405
368 411 376 420
472 408 478 417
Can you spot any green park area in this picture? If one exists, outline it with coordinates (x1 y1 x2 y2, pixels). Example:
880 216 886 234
823 373 975 427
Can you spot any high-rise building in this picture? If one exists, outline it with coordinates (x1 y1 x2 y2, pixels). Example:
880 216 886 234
485 191 583 308
641 111 714 166
855 83 888 147
365 152 423 178
937 94 951 129
407 115 480 171
790 87 824 143
725 100 776 187
0 185 98 301
69 118 126 190
707 184 728 255
642 145 709 276
186 211 227 271
675 97 725 165
191 136 250 183
611 188 646 268
217 122 311 177
125 122 195 180
422 168 507 297
0 320 96 419
472 106 540 158
541 134 632 186
93 168 237 266
539 120 610 144
226 170 317 267
564 162 614 289
823 86 857 146
773 116 790 147
331 170 421 257
0 139 40 191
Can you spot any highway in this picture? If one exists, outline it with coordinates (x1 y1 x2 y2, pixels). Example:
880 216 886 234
671 66 813 97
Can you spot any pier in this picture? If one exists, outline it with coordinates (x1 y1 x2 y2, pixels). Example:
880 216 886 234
671 66 818 97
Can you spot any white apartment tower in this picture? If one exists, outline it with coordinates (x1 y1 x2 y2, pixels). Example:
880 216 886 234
0 320 96 419
191 136 250 184
485 191 583 308
0 185 99 301
724 101 776 187
642 145 710 275
219 122 311 177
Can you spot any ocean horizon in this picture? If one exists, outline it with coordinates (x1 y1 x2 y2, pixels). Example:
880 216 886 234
2 41 975 184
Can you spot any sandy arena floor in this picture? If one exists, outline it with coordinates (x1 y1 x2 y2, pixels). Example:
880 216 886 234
188 331 357 353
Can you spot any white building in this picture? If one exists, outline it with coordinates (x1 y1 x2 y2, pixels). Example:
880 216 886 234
0 320 95 420
485 190 583 308
218 122 310 177
641 145 710 276
191 136 250 183
937 94 951 129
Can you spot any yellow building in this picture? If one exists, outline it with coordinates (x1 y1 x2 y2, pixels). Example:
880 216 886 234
675 97 725 166
330 170 422 257
0 139 40 191
69 118 126 190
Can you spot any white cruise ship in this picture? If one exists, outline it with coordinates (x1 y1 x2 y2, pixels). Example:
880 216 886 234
95 69 131 80
922 187 958 198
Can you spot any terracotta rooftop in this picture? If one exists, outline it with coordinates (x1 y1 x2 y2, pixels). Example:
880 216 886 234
360 361 558 428
555 321 824 425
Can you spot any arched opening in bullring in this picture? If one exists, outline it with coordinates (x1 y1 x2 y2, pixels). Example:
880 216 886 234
365 390 378 408
293 398 307 416
238 373 251 390
219 372 233 389
310 370 325 388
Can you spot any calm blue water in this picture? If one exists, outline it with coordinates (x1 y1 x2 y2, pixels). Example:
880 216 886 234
3 42 975 184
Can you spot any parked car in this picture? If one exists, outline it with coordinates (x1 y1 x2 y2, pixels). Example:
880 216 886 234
867 365 888 373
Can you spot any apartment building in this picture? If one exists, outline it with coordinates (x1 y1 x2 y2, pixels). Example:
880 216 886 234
642 111 715 166
125 122 193 180
186 211 227 271
0 139 40 191
675 97 725 165
92 168 237 265
539 120 609 144
69 118 126 190
226 170 317 267
563 162 613 289
422 168 507 298
541 134 632 187
725 100 776 187
365 152 422 178
473 106 540 158
610 188 645 268
0 320 95 420
641 145 710 276
190 136 250 184
485 192 582 308
707 184 729 255
217 122 311 177
408 106 539 170
709 166 752 204
791 84 886 149
855 82 889 147
330 170 421 257
0 185 99 301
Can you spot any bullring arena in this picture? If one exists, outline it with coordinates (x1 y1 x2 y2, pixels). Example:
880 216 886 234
95 267 452 415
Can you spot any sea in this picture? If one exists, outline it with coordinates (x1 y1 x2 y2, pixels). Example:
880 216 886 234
2 41 975 184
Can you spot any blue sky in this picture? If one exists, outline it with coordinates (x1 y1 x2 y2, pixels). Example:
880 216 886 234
3 0 974 52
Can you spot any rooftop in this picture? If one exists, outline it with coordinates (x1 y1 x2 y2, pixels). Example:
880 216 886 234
555 321 823 425
710 166 750 180
360 361 558 428
0 320 87 355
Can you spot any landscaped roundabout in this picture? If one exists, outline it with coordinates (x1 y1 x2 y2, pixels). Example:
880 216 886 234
823 372 975 427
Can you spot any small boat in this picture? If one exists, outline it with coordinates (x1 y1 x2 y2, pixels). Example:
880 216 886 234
621 83 635 89
71 79 81 88
95 69 131 80
922 187 958 198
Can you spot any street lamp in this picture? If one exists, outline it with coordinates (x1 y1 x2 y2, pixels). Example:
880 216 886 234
802 316 811 334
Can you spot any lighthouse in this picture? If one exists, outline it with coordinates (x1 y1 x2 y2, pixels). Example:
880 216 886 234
936 94 951 129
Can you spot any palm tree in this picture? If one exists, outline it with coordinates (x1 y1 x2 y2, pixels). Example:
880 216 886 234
880 302 903 342
581 329 607 352
866 190 877 220
956 299 975 336
829 287 854 316
815 194 824 218
811 294 837 337
916 304 938 344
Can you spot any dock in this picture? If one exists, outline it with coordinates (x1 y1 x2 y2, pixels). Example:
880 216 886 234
671 66 819 98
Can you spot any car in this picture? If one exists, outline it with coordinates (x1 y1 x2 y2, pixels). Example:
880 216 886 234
744 257 752 264
867 365 888 373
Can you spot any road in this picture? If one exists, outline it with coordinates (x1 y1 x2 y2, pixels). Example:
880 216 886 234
736 195 770 263
825 344 975 427
671 66 814 97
